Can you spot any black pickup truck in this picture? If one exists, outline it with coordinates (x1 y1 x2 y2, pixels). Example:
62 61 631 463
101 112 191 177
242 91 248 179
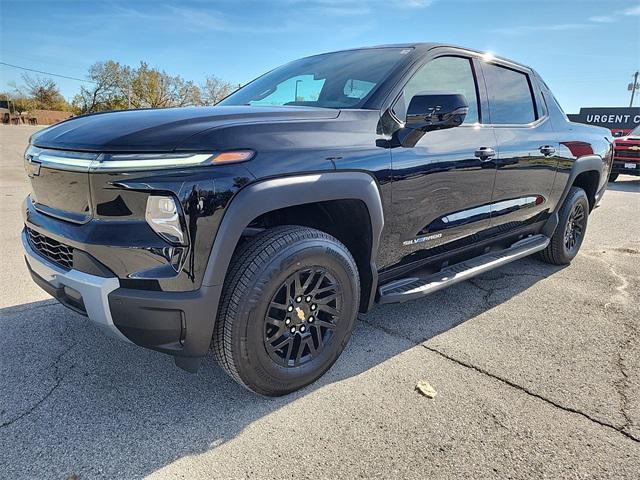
22 43 612 395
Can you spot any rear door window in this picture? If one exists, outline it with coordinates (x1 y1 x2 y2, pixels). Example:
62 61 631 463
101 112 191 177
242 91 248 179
482 63 536 124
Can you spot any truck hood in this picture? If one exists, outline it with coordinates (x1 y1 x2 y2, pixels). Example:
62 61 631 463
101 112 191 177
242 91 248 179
31 106 340 152
616 135 640 142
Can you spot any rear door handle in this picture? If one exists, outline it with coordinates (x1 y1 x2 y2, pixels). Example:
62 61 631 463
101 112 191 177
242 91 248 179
475 147 496 161
539 145 556 156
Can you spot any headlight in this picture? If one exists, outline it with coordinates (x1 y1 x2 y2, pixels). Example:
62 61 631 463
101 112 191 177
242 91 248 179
145 195 185 245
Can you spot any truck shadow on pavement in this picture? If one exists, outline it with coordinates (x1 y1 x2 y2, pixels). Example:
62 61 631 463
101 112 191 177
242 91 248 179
608 179 640 193
0 257 562 479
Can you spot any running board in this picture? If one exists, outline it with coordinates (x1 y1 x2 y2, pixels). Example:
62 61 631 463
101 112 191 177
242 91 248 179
378 234 550 304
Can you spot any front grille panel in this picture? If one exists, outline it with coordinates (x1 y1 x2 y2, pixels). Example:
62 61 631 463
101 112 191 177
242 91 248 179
614 150 640 159
27 228 74 270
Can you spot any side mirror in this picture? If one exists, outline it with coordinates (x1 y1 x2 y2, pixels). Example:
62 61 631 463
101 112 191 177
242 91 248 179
406 92 469 132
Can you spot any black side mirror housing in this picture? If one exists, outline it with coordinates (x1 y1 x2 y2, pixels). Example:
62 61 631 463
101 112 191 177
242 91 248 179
405 92 469 132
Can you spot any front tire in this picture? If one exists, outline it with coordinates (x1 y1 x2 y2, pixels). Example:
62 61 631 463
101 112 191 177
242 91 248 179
539 186 589 265
212 226 360 396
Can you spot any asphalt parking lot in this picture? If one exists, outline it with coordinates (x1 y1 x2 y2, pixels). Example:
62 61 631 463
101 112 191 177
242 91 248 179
1 124 639 479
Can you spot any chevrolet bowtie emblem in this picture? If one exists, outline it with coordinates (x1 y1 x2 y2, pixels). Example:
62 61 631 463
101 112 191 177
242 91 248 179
628 145 640 151
25 156 41 177
295 307 305 321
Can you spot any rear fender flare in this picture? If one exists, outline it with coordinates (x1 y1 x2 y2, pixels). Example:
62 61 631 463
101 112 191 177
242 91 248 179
544 154 604 237
555 154 604 213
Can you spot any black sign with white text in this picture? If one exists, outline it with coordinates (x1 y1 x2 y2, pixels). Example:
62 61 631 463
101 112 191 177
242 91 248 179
568 107 640 130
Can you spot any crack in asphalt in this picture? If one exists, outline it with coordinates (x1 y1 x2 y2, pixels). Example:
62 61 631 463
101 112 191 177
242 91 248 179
421 343 640 444
358 314 640 444
582 250 638 436
0 342 76 429
466 278 497 309
477 253 639 437
465 268 550 310
615 334 634 435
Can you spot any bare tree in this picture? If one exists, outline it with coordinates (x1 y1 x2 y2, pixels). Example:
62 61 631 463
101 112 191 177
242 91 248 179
11 74 70 111
72 61 127 114
201 75 233 105
131 63 202 108
72 60 230 114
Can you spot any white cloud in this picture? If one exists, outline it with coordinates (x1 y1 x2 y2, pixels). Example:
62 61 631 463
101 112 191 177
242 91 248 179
623 4 640 16
283 0 432 12
589 15 614 23
401 0 434 7
493 23 592 36
588 3 640 24
309 4 371 16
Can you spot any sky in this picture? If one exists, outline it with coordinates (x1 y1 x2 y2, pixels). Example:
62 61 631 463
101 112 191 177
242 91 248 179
1 0 639 114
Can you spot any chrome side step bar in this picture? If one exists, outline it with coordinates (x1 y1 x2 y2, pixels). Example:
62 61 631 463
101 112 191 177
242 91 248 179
378 234 550 304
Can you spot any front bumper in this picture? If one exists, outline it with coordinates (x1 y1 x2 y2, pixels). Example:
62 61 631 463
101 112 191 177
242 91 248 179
611 160 640 176
22 229 221 369
23 229 129 342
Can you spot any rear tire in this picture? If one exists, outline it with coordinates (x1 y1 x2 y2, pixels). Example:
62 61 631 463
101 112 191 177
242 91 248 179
212 225 360 396
609 172 619 182
539 187 589 265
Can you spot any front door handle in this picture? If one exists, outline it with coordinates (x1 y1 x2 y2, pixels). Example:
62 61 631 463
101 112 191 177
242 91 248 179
475 147 496 161
539 145 556 156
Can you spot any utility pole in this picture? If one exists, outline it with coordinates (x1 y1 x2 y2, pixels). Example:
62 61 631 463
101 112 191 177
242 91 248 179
3 94 12 124
294 79 302 102
630 71 639 108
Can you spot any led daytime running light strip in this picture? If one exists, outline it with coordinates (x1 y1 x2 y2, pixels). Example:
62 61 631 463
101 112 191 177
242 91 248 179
25 147 254 172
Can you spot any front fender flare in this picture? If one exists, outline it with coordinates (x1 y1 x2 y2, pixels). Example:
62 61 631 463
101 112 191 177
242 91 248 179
202 171 384 307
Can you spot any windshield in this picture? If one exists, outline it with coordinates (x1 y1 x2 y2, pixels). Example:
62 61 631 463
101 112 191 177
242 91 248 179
219 48 412 109
630 125 640 136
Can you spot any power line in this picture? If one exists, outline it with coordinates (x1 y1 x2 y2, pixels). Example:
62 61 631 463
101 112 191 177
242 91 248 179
0 61 96 84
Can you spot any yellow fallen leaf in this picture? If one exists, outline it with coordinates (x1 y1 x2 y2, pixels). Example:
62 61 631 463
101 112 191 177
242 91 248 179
415 380 437 398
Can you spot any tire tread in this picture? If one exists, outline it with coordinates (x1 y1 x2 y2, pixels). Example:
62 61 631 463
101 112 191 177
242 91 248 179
212 225 356 394
538 186 588 265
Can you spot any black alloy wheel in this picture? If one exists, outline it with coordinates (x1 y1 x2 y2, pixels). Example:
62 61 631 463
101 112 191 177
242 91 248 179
264 268 342 367
538 186 590 265
563 202 585 255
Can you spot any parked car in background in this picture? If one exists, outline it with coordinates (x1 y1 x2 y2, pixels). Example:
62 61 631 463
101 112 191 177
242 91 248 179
22 43 613 395
610 124 640 181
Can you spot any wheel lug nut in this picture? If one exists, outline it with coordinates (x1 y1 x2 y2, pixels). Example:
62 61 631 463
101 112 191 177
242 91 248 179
308 316 314 323
290 327 296 334
310 304 317 311
300 325 306 332
305 295 312 302
285 318 291 325
295 296 302 303
287 305 293 312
